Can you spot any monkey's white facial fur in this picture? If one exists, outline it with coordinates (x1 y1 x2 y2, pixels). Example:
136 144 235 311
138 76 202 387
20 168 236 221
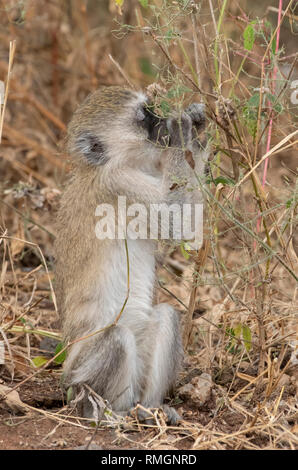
135 106 146 122
66 87 170 168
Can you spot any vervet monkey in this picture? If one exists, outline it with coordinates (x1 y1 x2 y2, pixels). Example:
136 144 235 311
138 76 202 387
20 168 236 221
55 86 207 422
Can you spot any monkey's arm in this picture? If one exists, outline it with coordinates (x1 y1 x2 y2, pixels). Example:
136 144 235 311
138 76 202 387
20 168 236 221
103 162 197 208
103 169 164 206
102 165 197 241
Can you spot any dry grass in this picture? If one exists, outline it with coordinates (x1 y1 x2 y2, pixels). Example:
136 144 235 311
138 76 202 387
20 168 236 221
0 0 297 450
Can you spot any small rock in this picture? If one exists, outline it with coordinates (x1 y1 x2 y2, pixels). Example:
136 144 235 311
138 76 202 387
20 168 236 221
238 361 250 370
179 373 212 405
39 337 60 355
0 383 28 414
277 374 291 388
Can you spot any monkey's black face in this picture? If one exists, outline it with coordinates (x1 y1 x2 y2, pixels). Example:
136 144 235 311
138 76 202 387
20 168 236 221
136 103 170 147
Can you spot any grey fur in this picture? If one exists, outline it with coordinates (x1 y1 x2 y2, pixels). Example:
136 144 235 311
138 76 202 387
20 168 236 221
76 132 108 166
56 87 208 422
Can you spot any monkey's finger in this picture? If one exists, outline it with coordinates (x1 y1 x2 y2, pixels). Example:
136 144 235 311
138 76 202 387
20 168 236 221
185 103 206 131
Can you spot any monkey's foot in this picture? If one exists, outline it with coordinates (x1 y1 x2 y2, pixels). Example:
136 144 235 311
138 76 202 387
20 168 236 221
161 404 182 425
128 404 181 426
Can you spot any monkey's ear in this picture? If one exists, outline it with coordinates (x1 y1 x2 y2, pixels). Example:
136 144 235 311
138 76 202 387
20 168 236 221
75 132 108 166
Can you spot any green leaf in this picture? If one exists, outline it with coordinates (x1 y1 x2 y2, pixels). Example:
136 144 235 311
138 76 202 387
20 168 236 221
180 243 190 260
271 35 277 55
167 85 192 99
139 0 148 7
247 93 260 107
115 0 124 6
165 29 175 41
32 356 48 368
226 327 237 353
243 94 260 137
273 102 283 114
213 176 235 186
266 93 283 114
160 100 171 116
66 387 73 403
242 325 252 352
266 93 276 103
177 0 190 7
54 342 66 365
234 323 242 338
243 24 255 51
184 242 192 251
138 57 156 77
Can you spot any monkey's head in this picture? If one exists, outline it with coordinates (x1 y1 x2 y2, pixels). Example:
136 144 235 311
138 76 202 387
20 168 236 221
66 86 169 169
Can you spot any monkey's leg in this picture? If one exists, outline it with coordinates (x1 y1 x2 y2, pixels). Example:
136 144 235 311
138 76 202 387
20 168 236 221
138 303 183 423
63 325 141 418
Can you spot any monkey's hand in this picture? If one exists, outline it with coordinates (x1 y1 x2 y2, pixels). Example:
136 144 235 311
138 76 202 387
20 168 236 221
185 102 206 133
185 103 208 177
162 111 197 197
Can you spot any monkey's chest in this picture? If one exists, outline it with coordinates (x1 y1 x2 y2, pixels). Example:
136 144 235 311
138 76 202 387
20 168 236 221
94 239 156 325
